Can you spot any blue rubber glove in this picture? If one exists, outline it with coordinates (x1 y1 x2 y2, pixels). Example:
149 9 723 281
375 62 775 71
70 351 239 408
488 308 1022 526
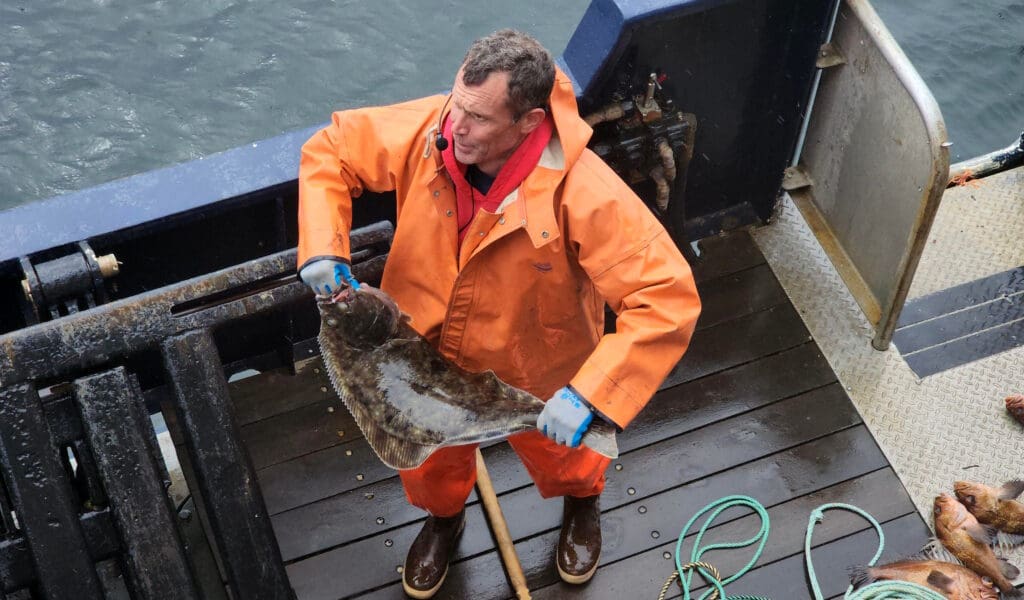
298 259 360 295
537 386 594 448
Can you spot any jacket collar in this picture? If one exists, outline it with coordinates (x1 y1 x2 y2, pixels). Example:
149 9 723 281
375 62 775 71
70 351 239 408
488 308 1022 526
427 66 591 249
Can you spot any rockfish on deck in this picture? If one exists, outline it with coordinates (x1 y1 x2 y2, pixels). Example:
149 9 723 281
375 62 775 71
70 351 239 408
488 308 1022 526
955 480 1024 537
315 285 619 470
1006 395 1024 426
931 493 1022 596
851 559 999 599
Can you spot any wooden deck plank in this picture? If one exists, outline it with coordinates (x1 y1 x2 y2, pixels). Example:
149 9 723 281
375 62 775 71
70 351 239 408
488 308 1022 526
690 231 767 283
242 394 354 471
692 264 789 331
531 467 921 600
662 303 812 389
270 342 834 562
286 390 866 599
231 360 332 426
358 465 918 600
286 505 496 600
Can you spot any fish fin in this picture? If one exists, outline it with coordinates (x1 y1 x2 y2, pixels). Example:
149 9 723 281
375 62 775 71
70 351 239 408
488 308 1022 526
996 531 1024 549
999 557 1020 580
966 522 997 544
924 570 956 594
848 565 876 589
579 419 619 459
999 480 1024 500
919 538 962 565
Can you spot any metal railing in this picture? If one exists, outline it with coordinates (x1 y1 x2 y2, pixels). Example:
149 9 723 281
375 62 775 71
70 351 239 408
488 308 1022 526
0 222 393 599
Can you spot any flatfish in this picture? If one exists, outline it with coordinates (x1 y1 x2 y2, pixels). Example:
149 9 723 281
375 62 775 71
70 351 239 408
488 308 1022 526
316 285 619 470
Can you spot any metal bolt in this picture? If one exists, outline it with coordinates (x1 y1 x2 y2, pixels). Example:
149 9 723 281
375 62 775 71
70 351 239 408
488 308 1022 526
384 539 393 547
627 487 636 496
614 464 623 471
396 566 404 574
663 551 672 560
479 231 485 237
433 191 440 197
541 231 549 238
356 474 364 481
345 449 353 456
651 530 660 539
638 506 647 514
327 406 335 413
498 217 506 225
446 209 453 216
365 493 375 500
179 509 193 521
321 386 328 393
376 517 385 525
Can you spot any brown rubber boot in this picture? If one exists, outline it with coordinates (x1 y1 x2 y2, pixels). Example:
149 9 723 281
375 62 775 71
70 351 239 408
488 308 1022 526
402 509 466 599
556 494 601 584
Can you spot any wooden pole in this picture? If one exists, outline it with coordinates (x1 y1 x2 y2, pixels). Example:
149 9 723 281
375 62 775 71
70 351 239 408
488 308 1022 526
475 448 532 600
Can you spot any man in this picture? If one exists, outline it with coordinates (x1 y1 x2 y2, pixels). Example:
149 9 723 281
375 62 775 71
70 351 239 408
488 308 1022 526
297 30 700 598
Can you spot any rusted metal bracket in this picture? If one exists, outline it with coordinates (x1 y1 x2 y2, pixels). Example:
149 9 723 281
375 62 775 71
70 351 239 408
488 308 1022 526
781 166 814 191
0 221 392 387
815 42 846 68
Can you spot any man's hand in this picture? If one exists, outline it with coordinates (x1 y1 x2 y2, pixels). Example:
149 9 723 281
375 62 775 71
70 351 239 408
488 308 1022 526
538 386 594 448
298 259 361 295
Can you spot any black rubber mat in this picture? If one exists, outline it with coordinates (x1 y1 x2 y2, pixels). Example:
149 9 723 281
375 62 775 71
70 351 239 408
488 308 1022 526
895 266 1024 377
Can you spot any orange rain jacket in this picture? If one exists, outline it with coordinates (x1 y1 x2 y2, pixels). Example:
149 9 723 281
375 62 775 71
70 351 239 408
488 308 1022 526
297 68 701 429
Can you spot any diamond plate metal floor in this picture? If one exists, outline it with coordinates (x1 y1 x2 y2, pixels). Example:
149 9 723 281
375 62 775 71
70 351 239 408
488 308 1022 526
751 173 1024 569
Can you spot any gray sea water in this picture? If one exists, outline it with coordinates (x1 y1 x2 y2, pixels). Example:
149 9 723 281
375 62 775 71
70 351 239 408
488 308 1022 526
1 0 1021 211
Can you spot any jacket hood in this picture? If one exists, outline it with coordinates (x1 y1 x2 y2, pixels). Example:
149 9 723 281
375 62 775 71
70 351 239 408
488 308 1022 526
548 66 592 171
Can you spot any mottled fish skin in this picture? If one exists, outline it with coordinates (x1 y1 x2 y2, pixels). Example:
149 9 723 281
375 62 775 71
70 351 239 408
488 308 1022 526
851 559 999 599
955 480 1024 535
933 493 1020 594
1007 395 1024 426
316 286 618 469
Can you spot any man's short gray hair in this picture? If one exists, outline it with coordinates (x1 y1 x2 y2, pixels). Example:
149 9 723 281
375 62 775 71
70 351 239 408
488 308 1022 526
461 29 555 119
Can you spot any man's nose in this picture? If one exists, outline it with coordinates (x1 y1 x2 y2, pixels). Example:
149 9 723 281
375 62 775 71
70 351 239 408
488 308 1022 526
450 109 469 135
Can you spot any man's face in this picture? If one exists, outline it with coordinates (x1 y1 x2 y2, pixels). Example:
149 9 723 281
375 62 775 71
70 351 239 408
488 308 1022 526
448 68 531 176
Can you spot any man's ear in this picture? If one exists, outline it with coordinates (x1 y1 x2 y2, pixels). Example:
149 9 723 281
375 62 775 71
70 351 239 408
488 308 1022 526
517 107 547 134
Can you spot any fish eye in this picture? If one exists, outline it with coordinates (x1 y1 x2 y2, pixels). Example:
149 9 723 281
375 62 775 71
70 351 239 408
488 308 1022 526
933 504 942 515
965 494 975 505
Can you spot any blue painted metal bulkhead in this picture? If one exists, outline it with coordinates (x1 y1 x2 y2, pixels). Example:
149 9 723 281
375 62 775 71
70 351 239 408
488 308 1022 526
0 0 836 334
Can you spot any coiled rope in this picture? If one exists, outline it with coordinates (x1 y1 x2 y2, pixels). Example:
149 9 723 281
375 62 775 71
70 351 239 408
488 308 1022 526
658 495 771 600
657 498 947 600
804 503 945 600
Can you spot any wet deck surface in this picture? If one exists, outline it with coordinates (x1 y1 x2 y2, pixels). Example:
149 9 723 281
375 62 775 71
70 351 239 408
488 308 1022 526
226 229 929 599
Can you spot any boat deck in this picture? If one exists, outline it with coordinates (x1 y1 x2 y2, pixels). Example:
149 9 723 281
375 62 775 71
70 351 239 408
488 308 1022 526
187 229 930 600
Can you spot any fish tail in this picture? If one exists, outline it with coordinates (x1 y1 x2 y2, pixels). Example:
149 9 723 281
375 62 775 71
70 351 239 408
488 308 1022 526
848 565 876 589
580 419 619 459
